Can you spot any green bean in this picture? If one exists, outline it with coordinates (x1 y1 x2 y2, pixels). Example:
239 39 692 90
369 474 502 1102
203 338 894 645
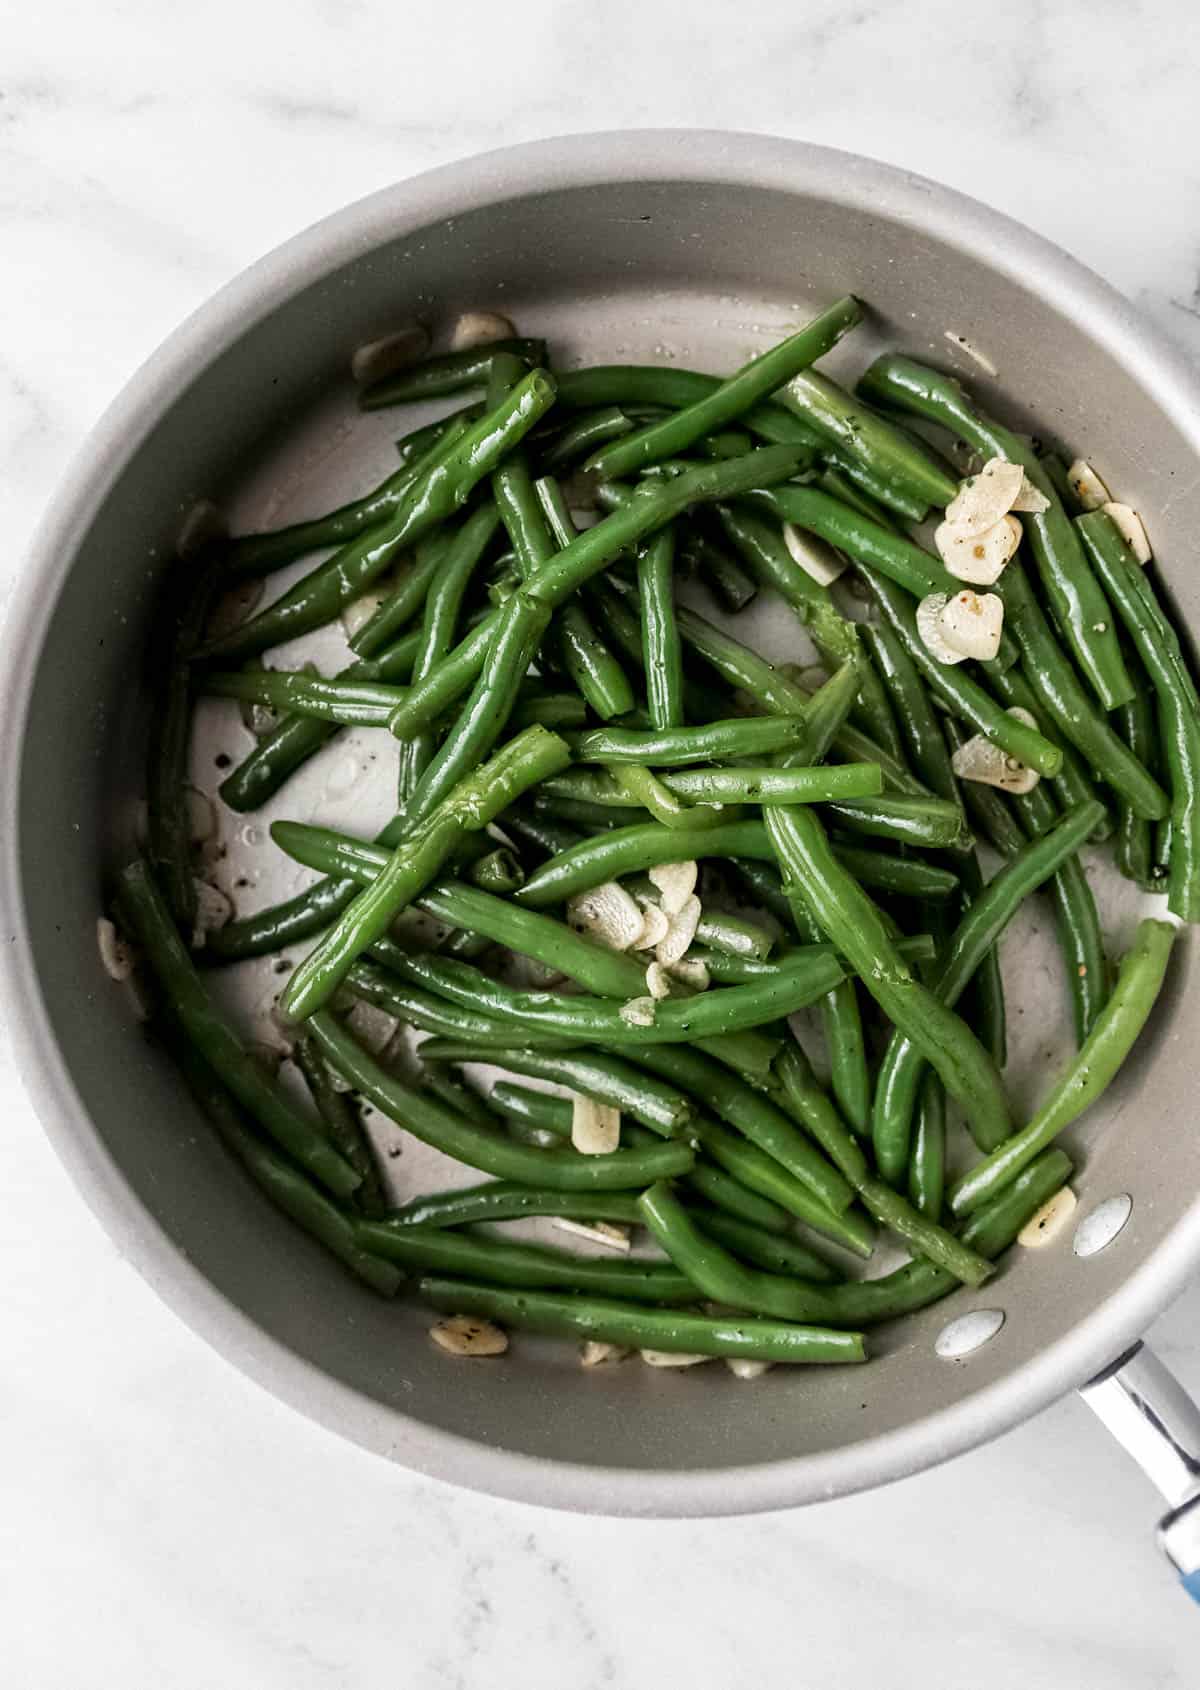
114 861 360 1198
487 352 557 576
686 529 758 613
1112 690 1158 888
612 764 732 830
312 1012 696 1189
535 476 637 722
688 908 776 960
543 405 635 467
218 629 421 812
678 1161 794 1234
753 484 957 599
696 427 756 459
395 405 483 462
220 421 471 578
823 793 969 850
637 523 684 729
358 1222 696 1303
204 668 405 727
543 764 882 808
1077 510 1200 920
416 1041 695 1136
359 339 547 408
173 1038 401 1295
293 1033 387 1217
872 800 1105 1181
711 502 901 756
278 725 569 1022
944 721 1028 858
765 805 1011 1150
773 886 870 1139
688 1209 842 1283
382 1182 642 1230
464 847 524 893
508 692 584 731
198 371 555 662
908 1072 946 1220
858 565 1063 777
584 297 861 479
499 801 583 859
985 663 1111 839
857 354 1133 710
827 845 959 901
950 919 1177 1215
778 368 957 511
146 566 212 931
566 716 824 765
421 1065 502 1131
350 531 452 660
1009 780 1108 1046
416 1277 868 1364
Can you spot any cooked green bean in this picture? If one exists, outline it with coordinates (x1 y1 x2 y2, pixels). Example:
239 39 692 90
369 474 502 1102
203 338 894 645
566 716 829 766
1077 509 1200 921
857 353 1133 710
422 1065 502 1130
279 725 569 1022
535 476 637 722
823 793 969 850
199 372 555 662
950 919 1177 1215
765 805 1011 1151
637 523 684 729
686 528 758 613
313 1012 696 1188
778 367 957 511
204 668 405 726
420 1042 696 1136
114 861 360 1198
688 1209 842 1283
985 663 1111 841
293 1034 387 1217
395 406 482 463
465 847 524 893
173 1038 401 1295
383 1182 642 1230
417 1277 868 1364
219 629 421 812
344 531 448 659
584 297 861 479
359 338 547 408
543 405 634 467
827 844 959 901
359 1222 696 1302
871 800 1105 1182
542 764 883 807
909 1072 946 1220
1111 690 1158 888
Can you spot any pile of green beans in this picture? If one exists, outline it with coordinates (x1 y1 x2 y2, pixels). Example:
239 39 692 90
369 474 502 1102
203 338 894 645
114 306 1189 1378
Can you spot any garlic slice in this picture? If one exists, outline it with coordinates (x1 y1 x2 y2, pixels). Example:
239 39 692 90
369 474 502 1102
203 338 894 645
939 590 1004 662
430 1315 509 1357
944 458 1025 535
668 956 711 991
190 879 233 947
782 522 847 585
1067 458 1111 512
726 1359 773 1380
1010 475 1050 513
639 1349 709 1368
567 881 645 951
448 310 517 351
950 708 1041 794
632 903 670 950
581 1341 631 1367
619 996 657 1028
935 513 1021 585
571 1095 621 1155
185 786 217 846
648 860 698 915
645 960 673 1000
916 592 967 665
553 1220 632 1253
96 917 135 982
656 894 702 966
1101 501 1152 564
1018 1186 1078 1248
351 323 429 385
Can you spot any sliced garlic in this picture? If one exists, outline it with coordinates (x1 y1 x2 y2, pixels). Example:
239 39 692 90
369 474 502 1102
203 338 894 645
448 310 517 351
1067 458 1111 512
206 577 264 641
553 1220 632 1253
1018 1185 1078 1248
668 956 710 991
1101 501 1152 565
944 458 1025 535
96 917 135 981
726 1358 773 1380
190 879 233 947
185 786 217 846
340 585 391 639
346 999 399 1055
571 1095 621 1155
640 1349 709 1368
430 1315 509 1357
632 903 670 950
951 708 1041 794
916 593 967 666
619 995 657 1028
648 860 698 915
350 322 429 385
581 1340 632 1367
940 589 1004 662
567 881 645 952
935 513 1021 586
176 499 226 559
1010 475 1050 514
645 960 673 1000
782 522 847 585
656 894 702 966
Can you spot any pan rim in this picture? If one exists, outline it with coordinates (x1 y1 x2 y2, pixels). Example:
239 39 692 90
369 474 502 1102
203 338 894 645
4 127 1200 1516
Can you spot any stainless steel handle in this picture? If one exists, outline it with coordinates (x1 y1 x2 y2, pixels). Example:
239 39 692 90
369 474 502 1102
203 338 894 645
1080 1342 1200 1600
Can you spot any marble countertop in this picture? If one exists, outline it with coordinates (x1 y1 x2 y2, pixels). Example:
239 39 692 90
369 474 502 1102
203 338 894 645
5 2 1200 1683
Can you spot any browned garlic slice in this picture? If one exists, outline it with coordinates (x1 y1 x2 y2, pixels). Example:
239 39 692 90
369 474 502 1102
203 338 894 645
934 513 1021 585
939 589 1004 662
1067 458 1111 511
1101 501 1151 564
430 1315 509 1357
1018 1186 1078 1248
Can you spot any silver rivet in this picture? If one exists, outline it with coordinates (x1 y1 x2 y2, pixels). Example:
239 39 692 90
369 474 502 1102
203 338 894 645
935 1309 1005 1359
1073 1193 1133 1258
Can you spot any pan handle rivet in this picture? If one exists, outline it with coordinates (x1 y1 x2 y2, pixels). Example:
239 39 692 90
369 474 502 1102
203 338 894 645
935 1309 1005 1359
1073 1193 1133 1258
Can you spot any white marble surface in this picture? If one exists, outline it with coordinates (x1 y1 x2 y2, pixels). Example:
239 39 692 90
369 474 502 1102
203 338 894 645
5 1 1200 1683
